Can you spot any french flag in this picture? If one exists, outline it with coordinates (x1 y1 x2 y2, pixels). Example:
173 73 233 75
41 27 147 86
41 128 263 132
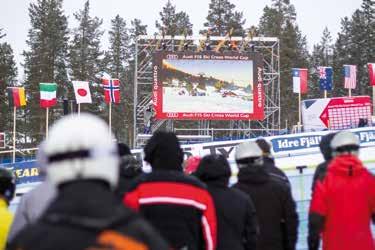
292 68 308 94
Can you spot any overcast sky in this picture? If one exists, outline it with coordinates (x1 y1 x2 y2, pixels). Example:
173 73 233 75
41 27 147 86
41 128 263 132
0 0 362 76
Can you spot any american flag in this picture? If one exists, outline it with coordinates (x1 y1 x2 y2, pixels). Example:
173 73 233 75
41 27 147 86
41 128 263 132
344 65 356 89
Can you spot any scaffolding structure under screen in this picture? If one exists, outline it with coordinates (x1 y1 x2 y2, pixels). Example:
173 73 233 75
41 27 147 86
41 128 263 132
133 35 280 147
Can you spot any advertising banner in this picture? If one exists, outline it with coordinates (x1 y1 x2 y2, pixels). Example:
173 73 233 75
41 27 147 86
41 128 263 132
153 51 264 120
1 161 42 185
302 96 372 132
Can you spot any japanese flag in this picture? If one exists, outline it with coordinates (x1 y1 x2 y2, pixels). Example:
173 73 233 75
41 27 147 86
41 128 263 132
72 81 92 104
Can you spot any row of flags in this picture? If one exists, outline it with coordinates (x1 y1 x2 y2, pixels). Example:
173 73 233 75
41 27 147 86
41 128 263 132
293 63 375 94
7 78 121 108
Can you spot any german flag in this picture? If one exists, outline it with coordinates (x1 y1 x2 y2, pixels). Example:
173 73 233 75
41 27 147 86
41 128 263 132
7 87 26 107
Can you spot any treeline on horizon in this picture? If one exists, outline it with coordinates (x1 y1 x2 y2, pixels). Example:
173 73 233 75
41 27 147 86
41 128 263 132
0 0 374 147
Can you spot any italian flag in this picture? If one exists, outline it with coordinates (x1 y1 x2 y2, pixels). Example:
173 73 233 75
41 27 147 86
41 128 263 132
40 83 57 108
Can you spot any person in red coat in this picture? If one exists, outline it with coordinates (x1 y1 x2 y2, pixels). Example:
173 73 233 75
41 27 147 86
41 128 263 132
308 131 375 250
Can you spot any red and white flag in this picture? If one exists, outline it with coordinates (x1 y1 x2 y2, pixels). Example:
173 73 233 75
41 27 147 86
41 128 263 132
344 65 356 89
292 68 308 94
368 63 375 86
72 81 92 104
102 78 120 104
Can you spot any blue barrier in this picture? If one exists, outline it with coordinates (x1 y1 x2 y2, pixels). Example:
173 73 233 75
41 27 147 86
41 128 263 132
0 161 42 184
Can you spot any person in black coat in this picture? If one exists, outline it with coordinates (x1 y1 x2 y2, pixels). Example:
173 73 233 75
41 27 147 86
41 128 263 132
255 138 290 185
123 131 217 250
233 141 298 250
9 181 169 250
8 114 168 250
311 132 336 192
194 154 258 250
116 143 143 198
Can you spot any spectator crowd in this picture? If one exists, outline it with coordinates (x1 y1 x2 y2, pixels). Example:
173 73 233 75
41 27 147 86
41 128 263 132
0 113 374 250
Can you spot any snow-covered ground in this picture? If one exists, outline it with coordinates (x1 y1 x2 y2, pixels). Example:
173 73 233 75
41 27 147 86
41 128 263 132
163 86 253 113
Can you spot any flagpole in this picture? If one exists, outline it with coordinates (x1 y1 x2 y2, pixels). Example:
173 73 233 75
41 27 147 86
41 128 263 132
46 107 49 139
78 103 81 116
12 106 16 163
109 102 112 136
373 86 375 115
298 92 302 132
324 90 327 99
349 88 352 97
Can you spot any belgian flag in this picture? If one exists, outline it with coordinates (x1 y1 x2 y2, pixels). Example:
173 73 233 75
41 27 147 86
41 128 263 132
7 87 26 107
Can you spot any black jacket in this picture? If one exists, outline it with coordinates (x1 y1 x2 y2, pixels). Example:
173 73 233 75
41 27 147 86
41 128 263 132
123 171 217 250
311 161 329 192
263 157 290 186
311 132 336 192
233 166 299 250
8 181 169 250
194 155 258 250
116 155 143 198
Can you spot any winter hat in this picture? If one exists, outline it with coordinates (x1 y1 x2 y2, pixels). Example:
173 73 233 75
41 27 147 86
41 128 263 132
117 143 132 156
255 138 271 156
319 132 337 161
194 154 231 182
144 131 183 171
184 156 201 175
44 113 119 189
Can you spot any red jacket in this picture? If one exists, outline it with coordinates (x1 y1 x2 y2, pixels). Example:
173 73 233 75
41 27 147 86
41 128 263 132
309 154 375 250
123 171 217 250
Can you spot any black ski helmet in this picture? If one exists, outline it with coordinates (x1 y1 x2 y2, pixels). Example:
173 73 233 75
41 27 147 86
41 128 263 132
0 168 16 204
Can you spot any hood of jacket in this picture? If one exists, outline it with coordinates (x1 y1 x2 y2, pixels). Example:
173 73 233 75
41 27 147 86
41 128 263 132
237 164 270 184
328 154 365 178
194 154 231 187
144 131 183 171
120 155 142 178
319 132 337 161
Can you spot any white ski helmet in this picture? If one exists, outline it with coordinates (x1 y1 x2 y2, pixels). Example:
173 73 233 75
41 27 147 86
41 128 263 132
235 140 264 168
44 113 119 189
330 131 360 156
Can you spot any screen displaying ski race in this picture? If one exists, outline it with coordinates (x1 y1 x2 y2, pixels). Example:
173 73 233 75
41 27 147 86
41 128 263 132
153 51 264 120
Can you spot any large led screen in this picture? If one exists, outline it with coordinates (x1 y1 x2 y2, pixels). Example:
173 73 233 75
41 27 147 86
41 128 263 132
153 51 264 120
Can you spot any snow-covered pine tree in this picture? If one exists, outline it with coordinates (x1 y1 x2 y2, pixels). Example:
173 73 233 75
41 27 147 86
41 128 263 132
69 0 104 114
309 27 334 99
155 0 193 36
107 15 131 143
23 0 69 144
201 0 245 36
0 30 17 135
258 0 309 128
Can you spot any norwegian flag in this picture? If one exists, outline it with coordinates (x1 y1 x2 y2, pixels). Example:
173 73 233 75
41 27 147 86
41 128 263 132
102 78 120 103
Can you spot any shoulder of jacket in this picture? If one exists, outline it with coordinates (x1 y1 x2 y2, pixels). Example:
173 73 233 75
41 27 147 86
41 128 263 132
131 171 207 190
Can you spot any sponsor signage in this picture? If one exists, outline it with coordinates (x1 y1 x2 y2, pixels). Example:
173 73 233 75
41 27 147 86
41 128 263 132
1 161 42 185
302 96 372 132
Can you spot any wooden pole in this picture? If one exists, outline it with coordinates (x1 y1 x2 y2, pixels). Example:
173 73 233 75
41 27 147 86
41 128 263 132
324 90 327 99
46 107 49 139
12 106 16 163
109 102 112 136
